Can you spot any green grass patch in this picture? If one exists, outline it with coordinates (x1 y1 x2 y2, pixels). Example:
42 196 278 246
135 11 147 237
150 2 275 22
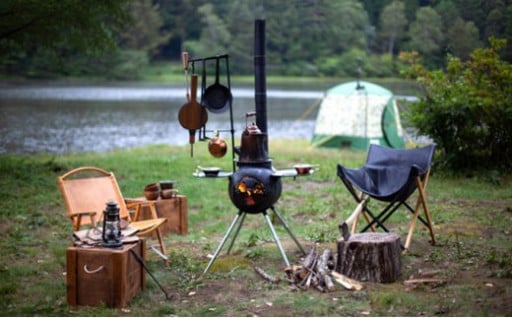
0 139 510 316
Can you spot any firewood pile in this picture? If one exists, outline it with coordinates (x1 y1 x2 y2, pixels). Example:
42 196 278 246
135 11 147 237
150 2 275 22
253 245 363 292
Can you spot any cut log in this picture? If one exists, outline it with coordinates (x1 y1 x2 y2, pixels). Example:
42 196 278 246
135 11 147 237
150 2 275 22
331 271 363 291
336 232 401 283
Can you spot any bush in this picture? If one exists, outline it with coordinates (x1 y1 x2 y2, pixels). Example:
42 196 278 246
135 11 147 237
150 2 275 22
401 38 512 171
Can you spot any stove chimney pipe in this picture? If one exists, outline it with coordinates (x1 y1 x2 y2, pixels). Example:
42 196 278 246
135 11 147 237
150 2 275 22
254 19 268 153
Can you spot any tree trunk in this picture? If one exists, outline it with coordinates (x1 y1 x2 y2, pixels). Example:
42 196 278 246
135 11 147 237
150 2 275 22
336 232 401 283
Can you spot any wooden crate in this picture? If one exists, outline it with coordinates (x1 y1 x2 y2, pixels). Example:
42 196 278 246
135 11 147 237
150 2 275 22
66 240 146 308
136 195 188 235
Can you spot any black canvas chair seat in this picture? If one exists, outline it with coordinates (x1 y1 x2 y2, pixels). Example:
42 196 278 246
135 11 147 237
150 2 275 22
337 144 436 250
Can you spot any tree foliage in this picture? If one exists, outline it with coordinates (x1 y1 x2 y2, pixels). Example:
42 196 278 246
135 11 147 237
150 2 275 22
379 0 407 55
406 7 444 56
446 18 481 60
401 38 512 171
2 0 512 78
0 0 132 77
0 0 130 55
118 0 170 55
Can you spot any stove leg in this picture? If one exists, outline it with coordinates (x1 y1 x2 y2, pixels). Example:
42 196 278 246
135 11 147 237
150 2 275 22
226 212 247 254
263 211 291 268
204 211 244 274
270 206 306 255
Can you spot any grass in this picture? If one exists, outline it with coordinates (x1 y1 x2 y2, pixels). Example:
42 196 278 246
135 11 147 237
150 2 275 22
0 139 511 316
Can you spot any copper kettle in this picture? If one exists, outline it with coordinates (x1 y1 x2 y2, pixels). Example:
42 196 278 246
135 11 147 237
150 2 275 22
208 130 227 158
238 122 269 164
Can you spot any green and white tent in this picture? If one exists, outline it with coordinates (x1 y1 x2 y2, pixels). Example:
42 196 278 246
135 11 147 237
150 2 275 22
311 81 405 150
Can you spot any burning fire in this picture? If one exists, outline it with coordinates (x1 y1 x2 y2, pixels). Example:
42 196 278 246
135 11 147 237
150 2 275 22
236 177 265 206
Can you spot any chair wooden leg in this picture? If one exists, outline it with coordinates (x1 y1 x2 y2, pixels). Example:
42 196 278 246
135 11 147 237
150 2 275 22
147 202 168 264
133 204 141 222
419 186 436 246
419 170 435 245
405 177 435 250
155 227 168 265
404 197 421 250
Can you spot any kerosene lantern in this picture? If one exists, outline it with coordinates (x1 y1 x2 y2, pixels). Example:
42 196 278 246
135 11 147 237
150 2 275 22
101 200 122 248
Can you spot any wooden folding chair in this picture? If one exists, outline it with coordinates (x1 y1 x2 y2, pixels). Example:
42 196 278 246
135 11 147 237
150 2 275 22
57 166 168 261
337 144 436 251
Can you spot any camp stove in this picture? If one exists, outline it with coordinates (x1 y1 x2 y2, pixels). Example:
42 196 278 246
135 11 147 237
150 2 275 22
202 20 306 274
204 117 305 274
228 117 281 213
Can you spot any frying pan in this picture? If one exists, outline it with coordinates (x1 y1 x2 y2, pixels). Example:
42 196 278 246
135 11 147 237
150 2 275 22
203 57 232 114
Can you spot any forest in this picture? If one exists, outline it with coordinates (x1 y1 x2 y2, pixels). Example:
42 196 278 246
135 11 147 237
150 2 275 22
1 0 511 79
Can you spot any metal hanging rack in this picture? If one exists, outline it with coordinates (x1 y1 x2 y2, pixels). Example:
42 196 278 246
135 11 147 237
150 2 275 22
187 54 236 172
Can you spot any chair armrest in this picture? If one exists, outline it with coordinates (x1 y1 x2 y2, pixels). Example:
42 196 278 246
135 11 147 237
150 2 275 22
124 199 144 221
125 197 146 205
69 211 97 217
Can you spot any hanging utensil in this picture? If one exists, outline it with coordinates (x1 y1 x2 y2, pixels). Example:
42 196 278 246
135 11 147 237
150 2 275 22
203 57 232 114
199 59 208 141
208 130 228 158
178 74 208 157
182 52 190 101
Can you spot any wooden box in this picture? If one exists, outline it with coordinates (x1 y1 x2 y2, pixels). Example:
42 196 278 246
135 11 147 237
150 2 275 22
66 240 146 308
138 195 188 235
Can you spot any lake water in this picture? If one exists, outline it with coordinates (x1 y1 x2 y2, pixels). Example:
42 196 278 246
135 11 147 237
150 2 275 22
0 84 324 154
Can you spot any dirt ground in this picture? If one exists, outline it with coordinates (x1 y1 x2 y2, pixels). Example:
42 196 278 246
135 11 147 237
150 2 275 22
158 198 512 317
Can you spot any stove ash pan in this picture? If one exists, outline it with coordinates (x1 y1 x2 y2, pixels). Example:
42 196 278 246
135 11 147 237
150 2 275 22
228 167 282 213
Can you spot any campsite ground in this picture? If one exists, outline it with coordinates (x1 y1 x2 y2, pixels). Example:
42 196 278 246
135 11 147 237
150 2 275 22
0 140 511 316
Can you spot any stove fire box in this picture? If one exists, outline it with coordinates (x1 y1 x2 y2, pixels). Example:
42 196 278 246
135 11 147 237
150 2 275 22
66 240 145 308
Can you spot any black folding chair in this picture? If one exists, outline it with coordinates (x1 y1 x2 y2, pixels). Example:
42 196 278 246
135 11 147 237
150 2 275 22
337 144 436 250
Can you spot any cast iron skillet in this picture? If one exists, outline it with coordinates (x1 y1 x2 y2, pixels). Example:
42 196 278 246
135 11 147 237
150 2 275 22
203 58 232 114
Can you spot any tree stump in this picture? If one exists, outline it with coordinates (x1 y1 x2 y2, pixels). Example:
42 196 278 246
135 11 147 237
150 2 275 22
336 232 401 283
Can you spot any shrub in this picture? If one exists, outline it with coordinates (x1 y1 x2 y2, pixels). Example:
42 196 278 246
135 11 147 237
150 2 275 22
401 38 512 171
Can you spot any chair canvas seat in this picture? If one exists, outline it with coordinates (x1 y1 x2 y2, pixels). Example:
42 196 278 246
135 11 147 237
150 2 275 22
337 144 436 250
339 163 423 202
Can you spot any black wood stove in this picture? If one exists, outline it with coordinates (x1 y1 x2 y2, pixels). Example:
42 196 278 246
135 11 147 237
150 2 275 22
203 20 306 273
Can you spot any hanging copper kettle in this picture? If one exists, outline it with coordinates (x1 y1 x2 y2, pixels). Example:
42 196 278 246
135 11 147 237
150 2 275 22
208 130 228 158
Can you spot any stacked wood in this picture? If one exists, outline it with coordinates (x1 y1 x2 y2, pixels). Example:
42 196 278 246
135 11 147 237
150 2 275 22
253 245 364 292
336 232 402 283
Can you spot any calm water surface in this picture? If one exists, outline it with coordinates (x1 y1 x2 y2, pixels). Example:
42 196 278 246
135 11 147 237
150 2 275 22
0 84 323 154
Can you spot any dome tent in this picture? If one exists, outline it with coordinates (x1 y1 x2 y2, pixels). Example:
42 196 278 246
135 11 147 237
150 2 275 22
311 81 405 150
